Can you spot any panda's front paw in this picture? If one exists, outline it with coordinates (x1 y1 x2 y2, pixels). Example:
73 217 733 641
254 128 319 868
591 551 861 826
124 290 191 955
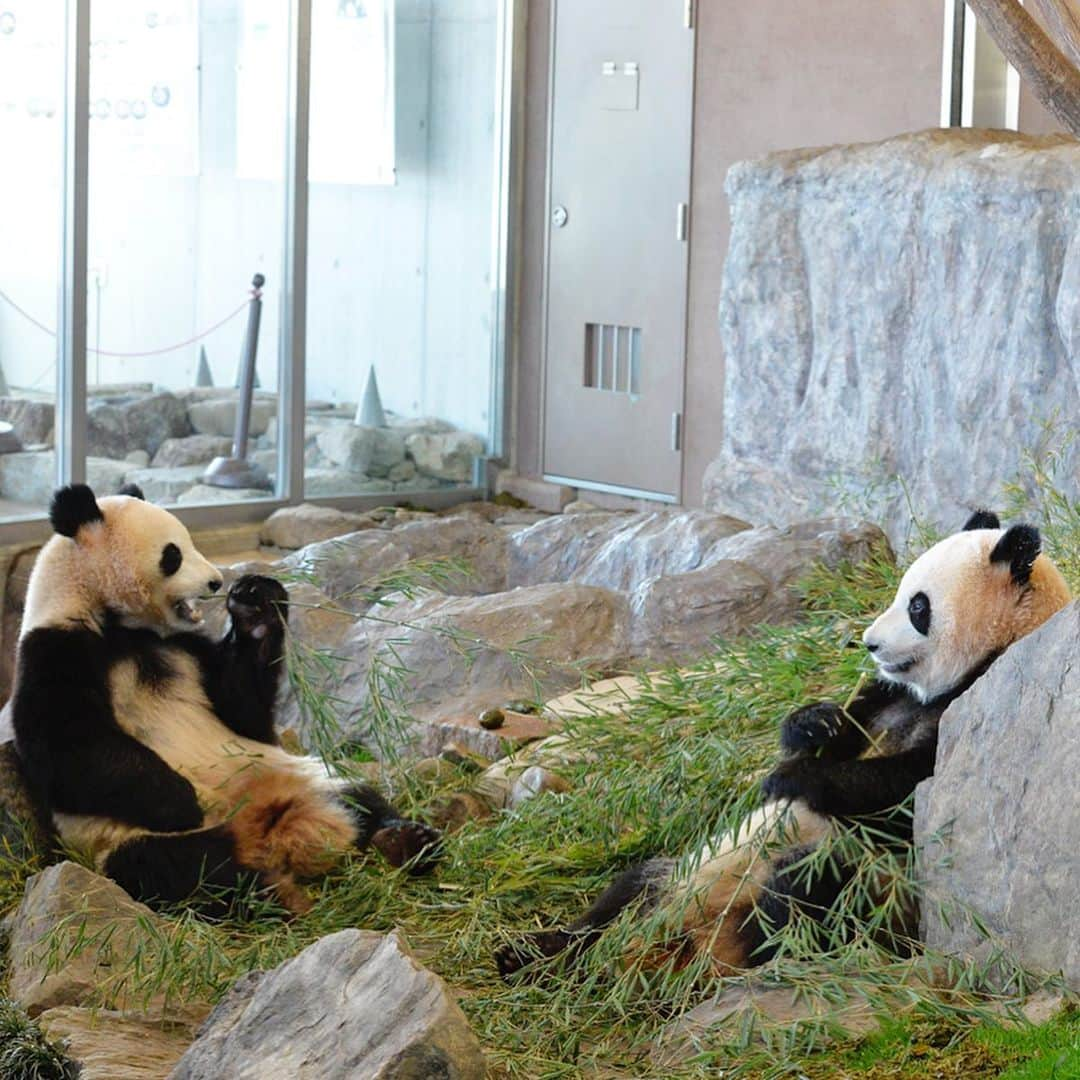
227 575 288 642
495 929 574 981
761 758 832 812
144 772 204 832
371 819 444 876
780 702 844 753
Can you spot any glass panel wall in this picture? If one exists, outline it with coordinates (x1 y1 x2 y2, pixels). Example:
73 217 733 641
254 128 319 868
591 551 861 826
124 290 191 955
0 0 512 526
84 0 287 507
0 6 65 518
302 0 499 498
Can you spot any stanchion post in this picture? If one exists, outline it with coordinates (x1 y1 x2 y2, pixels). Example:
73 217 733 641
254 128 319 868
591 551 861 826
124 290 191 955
202 273 272 490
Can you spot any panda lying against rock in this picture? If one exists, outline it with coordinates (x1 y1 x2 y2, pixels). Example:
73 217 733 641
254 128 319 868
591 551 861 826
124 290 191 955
496 511 1071 978
13 484 441 915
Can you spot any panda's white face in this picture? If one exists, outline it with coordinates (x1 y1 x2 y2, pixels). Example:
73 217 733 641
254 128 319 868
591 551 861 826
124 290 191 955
863 526 1070 703
97 495 224 631
23 488 225 636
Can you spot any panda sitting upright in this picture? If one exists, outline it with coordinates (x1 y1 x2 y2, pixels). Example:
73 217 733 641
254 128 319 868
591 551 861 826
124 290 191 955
496 511 1072 977
13 484 441 914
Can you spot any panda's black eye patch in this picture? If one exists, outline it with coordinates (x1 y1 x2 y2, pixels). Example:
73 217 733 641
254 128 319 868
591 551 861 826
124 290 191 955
160 543 183 577
908 591 931 636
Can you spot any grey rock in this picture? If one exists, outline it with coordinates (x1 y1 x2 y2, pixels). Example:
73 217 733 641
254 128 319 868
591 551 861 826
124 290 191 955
0 397 55 446
508 510 751 591
124 449 150 467
0 452 128 505
386 414 455 435
152 434 233 468
706 130 1080 544
7 861 194 1017
283 516 510 602
175 483 272 504
335 583 629 755
388 458 416 484
316 424 406 476
122 465 207 504
259 503 379 549
88 391 191 459
406 430 485 483
188 397 275 438
169 929 485 1080
630 560 774 658
38 1006 200 1080
916 602 1080 988
302 469 390 497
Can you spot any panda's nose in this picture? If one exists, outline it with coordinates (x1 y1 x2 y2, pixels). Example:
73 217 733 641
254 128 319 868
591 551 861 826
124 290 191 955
208 578 222 593
864 639 880 654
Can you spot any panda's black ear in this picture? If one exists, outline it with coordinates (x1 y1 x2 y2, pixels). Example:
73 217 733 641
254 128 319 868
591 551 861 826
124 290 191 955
49 484 104 538
963 509 1000 531
989 524 1041 586
117 483 145 500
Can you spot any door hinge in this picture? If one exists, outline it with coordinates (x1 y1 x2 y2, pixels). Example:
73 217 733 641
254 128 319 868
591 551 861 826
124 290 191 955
684 0 695 29
671 412 682 452
676 202 689 242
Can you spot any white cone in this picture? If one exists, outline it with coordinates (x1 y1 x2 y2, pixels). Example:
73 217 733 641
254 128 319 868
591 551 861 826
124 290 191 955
355 365 386 427
196 346 214 387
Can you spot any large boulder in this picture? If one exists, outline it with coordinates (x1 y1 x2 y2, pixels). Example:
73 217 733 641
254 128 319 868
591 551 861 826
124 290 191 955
187 397 275 438
508 510 750 591
316 424 406 477
152 435 233 468
0 397 55 446
705 130 1080 544
122 465 207 503
406 431 485 483
282 516 510 601
0 452 127 505
334 583 630 755
87 391 191 459
7 861 206 1018
170 929 485 1080
916 602 1080 987
38 1007 198 1080
259 503 380 549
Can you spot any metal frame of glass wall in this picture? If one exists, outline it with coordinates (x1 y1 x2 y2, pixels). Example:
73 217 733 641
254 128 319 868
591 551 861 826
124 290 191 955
0 0 522 545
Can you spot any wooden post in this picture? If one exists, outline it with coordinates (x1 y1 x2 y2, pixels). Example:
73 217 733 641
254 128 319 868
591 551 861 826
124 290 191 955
967 0 1080 136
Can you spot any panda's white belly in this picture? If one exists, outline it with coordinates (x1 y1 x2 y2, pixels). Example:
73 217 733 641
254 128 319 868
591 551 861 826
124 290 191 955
108 652 332 823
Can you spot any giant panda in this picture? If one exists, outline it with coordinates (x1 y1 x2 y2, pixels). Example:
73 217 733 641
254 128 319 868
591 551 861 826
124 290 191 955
12 484 442 915
496 511 1072 977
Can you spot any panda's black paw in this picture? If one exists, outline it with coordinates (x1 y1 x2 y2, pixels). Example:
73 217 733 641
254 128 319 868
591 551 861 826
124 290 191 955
780 702 844 753
761 758 832 812
227 575 289 641
371 819 444 876
494 929 574 981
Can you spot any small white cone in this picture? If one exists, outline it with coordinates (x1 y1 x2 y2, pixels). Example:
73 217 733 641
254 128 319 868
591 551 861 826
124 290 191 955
196 347 214 388
355 365 386 427
234 361 260 389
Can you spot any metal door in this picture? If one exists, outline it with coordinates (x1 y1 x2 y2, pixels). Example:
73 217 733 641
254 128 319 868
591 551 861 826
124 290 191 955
542 0 694 502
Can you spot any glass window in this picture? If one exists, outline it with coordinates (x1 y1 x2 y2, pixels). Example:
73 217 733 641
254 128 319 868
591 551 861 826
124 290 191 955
84 0 289 507
0 5 65 518
302 0 497 499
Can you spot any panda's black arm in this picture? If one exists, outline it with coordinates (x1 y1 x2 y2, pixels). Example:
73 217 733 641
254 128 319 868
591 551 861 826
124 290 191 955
13 629 203 832
179 575 289 746
779 679 903 762
761 744 937 822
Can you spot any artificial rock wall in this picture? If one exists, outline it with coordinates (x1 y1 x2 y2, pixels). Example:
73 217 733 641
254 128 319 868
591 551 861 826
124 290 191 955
704 129 1080 543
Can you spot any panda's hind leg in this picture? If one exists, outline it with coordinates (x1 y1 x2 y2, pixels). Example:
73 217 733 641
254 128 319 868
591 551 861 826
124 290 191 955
343 784 443 875
104 826 290 917
495 857 676 980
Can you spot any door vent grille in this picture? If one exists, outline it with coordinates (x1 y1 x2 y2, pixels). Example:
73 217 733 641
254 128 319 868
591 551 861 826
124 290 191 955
584 323 641 395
